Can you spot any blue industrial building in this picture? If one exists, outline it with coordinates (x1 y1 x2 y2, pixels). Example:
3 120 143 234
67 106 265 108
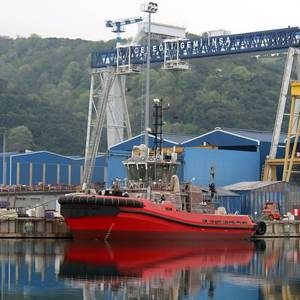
181 127 286 186
0 151 105 186
222 181 300 216
107 127 286 187
183 147 260 187
0 128 287 189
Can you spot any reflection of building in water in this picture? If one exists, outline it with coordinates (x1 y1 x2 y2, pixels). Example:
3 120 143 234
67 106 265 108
220 239 300 300
0 240 67 299
261 283 300 300
63 268 207 300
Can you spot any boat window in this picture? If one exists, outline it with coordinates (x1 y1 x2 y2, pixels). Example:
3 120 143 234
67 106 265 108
148 164 155 181
155 165 163 180
138 164 147 181
128 165 138 181
162 165 169 183
169 164 177 176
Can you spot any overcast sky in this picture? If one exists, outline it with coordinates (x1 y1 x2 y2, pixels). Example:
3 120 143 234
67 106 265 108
1 0 299 41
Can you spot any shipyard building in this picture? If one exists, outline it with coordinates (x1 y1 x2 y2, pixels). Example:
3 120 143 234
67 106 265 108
107 127 286 187
0 127 286 188
1 127 299 216
0 151 105 186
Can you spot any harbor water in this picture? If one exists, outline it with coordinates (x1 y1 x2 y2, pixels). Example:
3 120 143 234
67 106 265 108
0 238 299 300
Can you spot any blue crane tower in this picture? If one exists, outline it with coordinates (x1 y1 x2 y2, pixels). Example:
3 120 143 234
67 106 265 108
106 16 143 45
82 16 143 190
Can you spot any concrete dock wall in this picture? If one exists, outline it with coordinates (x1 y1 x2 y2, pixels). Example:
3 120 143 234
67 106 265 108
0 218 299 239
0 218 71 238
255 221 300 238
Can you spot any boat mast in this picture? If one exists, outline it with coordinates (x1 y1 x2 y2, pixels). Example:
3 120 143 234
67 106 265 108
153 98 163 156
141 2 158 149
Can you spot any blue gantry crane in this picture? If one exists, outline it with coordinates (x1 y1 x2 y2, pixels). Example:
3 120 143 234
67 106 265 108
92 27 300 68
83 24 300 189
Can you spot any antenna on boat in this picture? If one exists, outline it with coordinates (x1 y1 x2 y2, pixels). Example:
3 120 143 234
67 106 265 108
141 2 158 149
152 98 163 156
209 166 217 199
152 98 170 157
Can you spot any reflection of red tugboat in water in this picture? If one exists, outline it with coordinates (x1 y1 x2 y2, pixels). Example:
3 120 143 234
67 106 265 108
61 241 254 279
59 241 255 299
59 99 266 241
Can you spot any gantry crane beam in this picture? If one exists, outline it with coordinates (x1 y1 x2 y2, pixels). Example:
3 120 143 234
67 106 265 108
91 27 300 69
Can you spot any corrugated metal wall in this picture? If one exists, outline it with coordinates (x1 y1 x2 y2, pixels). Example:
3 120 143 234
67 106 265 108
224 182 300 216
0 156 12 185
214 195 242 214
240 191 285 215
107 150 131 186
183 148 260 187
1 151 106 186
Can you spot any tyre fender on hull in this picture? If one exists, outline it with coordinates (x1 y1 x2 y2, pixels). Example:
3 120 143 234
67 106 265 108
58 195 144 208
255 221 267 236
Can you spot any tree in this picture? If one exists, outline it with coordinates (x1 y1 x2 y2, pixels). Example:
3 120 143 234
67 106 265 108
0 35 287 154
7 126 33 152
62 61 82 87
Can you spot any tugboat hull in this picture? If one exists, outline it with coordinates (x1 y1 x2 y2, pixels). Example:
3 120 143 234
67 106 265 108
59 195 257 240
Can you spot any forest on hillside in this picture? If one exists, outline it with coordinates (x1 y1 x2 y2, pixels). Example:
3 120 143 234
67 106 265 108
0 34 292 155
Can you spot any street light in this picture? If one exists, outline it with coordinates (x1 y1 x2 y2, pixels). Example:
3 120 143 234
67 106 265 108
0 128 7 186
141 2 158 149
141 2 158 13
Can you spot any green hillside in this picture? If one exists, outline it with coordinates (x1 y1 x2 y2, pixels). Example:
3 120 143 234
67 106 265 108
0 34 291 154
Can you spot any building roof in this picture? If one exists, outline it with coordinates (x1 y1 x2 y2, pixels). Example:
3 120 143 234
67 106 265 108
164 133 197 144
199 185 240 197
109 133 179 151
181 127 286 147
221 128 286 144
223 181 281 191
182 128 259 147
0 152 18 158
0 151 104 161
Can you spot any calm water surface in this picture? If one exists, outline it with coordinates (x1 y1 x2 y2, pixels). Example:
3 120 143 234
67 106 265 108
0 238 299 300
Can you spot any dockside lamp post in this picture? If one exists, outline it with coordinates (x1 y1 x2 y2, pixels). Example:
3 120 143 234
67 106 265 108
141 2 158 149
0 127 7 186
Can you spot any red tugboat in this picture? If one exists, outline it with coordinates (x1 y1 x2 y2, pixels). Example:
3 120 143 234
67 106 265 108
59 193 260 240
59 99 266 241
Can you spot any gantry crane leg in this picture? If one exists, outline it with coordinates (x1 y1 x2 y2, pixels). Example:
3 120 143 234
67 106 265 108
82 68 116 190
265 48 300 180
